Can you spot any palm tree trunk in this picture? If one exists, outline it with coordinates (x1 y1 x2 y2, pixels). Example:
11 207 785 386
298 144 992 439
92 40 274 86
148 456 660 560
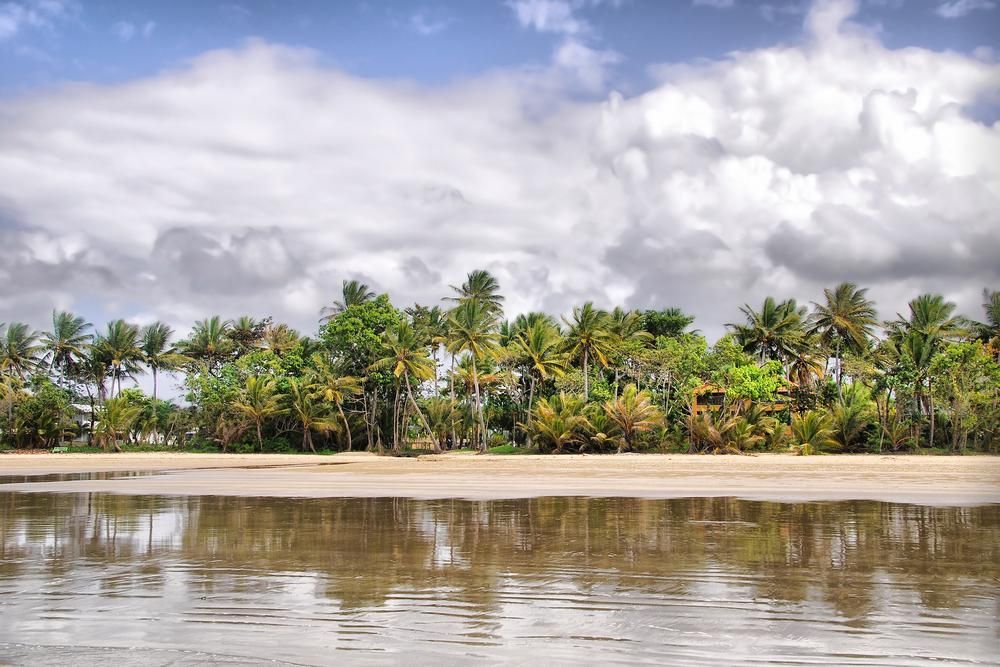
256 421 264 452
151 367 158 444
405 375 439 453
472 361 487 453
449 354 457 449
525 375 536 448
392 384 401 452
583 347 590 399
835 339 842 401
928 379 935 448
338 403 352 452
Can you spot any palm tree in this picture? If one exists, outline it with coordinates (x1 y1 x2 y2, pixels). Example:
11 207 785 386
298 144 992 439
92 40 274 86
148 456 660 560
321 280 376 321
41 311 92 385
447 269 505 314
262 323 300 356
0 322 42 379
603 385 663 453
287 379 339 453
975 288 999 360
233 376 286 452
95 397 143 452
563 302 614 399
789 410 839 455
829 383 873 451
729 297 807 365
371 321 438 452
809 283 878 393
447 300 500 452
513 321 568 444
307 353 361 451
228 315 265 352
182 316 234 372
140 322 184 408
520 392 589 454
95 320 142 397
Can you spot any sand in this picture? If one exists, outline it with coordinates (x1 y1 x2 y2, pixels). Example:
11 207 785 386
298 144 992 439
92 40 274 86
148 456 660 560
2 451 998 505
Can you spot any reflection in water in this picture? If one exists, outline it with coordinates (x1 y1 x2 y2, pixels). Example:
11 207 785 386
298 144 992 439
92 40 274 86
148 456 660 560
1 493 997 665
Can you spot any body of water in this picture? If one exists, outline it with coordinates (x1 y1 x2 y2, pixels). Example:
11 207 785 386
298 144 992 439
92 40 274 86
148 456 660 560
1 492 997 665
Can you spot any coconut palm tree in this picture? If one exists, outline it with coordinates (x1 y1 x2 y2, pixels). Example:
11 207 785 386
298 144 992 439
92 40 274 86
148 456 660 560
829 383 874 451
95 320 142 397
228 315 266 353
371 321 438 452
140 322 183 407
520 392 589 454
307 352 361 451
95 397 143 452
41 311 92 386
603 385 663 453
233 376 286 452
447 300 500 452
974 288 999 360
321 280 376 322
287 379 339 453
182 316 234 372
809 283 878 393
512 321 568 443
0 322 42 380
728 297 807 366
563 302 614 399
447 269 505 314
789 410 839 455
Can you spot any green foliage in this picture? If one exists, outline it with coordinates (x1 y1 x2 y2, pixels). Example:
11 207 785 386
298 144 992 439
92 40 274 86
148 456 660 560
723 361 787 403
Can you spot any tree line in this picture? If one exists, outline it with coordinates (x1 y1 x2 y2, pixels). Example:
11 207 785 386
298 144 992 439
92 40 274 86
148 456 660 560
1 272 997 455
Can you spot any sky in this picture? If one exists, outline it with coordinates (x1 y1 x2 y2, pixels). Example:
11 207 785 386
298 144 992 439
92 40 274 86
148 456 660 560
1 0 999 353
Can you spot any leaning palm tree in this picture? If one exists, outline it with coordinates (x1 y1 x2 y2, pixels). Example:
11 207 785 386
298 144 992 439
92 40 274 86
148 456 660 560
320 280 376 322
287 379 339 453
447 269 505 314
728 297 807 365
371 321 438 452
233 376 286 452
513 320 568 444
306 353 361 451
563 302 614 399
447 300 500 452
95 320 142 397
0 322 42 380
41 311 92 386
809 283 878 393
603 385 663 453
789 410 839 455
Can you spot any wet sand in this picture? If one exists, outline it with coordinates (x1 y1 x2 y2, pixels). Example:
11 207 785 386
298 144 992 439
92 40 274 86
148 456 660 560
2 452 998 505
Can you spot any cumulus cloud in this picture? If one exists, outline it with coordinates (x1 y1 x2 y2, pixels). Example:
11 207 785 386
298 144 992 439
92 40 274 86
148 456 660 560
936 0 996 18
507 0 591 35
0 0 997 344
0 0 73 41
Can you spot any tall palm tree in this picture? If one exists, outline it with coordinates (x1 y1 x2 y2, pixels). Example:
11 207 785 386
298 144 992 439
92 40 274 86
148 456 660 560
140 322 184 409
513 320 568 444
307 352 361 451
321 280 376 322
182 316 234 372
603 385 662 453
563 302 614 399
0 322 42 379
95 320 142 397
41 311 92 386
728 297 808 366
228 315 265 352
809 283 878 393
287 379 339 453
95 397 143 452
447 300 500 452
447 269 505 314
371 321 438 452
975 288 999 360
233 376 286 452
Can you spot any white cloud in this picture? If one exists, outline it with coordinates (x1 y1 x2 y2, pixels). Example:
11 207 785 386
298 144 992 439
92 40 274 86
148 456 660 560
0 0 997 341
142 20 155 37
113 20 135 41
409 10 453 35
507 0 590 35
0 0 71 41
936 0 996 18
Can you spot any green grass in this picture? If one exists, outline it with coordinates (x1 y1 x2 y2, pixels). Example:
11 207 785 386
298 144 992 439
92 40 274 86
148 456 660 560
487 444 538 455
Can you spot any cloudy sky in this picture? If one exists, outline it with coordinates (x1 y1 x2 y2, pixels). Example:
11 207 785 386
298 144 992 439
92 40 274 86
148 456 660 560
1 0 998 345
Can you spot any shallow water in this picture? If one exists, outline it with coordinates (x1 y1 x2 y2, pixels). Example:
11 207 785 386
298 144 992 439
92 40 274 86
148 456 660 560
1 493 997 665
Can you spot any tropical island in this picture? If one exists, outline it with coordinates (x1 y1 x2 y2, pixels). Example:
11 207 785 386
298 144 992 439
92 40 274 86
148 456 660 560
2 271 998 457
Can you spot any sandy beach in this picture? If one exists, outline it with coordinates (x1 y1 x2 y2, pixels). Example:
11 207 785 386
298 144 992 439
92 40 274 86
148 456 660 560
1 452 998 505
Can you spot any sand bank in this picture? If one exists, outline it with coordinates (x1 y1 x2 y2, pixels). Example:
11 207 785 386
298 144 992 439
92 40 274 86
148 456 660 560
1 452 998 505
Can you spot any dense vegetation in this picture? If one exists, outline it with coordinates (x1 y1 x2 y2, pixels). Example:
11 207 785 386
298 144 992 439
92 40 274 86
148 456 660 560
1 273 997 455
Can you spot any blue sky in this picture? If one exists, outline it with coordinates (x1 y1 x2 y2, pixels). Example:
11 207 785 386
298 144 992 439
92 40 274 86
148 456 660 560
0 0 998 365
2 1 997 95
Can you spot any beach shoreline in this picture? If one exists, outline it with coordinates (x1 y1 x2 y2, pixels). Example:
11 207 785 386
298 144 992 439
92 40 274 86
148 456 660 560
1 452 998 505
